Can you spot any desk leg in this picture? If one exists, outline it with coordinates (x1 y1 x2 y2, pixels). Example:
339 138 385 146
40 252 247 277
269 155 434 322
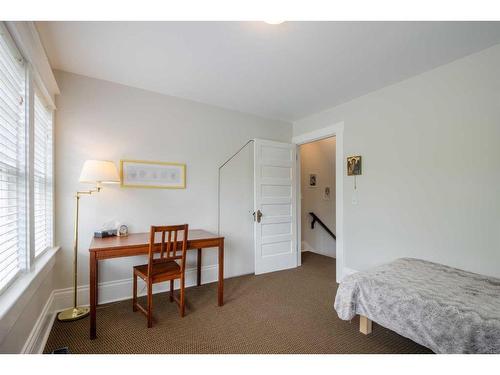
95 258 99 306
90 252 97 340
197 248 202 286
218 239 224 306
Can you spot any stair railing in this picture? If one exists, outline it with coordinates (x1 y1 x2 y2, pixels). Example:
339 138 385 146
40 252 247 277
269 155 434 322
309 212 336 240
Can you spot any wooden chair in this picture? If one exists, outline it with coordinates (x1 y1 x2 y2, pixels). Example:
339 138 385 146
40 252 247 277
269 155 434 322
132 224 188 328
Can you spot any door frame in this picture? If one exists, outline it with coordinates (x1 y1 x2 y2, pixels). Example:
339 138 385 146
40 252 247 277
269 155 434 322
292 122 344 283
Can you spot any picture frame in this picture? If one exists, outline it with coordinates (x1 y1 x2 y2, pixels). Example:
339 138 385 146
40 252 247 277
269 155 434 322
308 173 318 188
323 186 331 200
347 155 362 176
120 160 186 189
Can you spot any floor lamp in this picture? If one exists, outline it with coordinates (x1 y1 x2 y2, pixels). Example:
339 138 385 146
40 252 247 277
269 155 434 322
57 160 120 322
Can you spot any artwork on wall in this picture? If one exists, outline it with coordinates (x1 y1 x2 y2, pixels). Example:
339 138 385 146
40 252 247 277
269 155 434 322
347 155 362 176
308 173 317 188
323 186 331 200
120 160 186 189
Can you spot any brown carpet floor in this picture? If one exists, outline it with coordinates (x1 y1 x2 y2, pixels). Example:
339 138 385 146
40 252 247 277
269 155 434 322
43 252 432 354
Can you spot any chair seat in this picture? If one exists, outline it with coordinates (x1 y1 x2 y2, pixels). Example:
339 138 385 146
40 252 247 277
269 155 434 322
134 260 181 282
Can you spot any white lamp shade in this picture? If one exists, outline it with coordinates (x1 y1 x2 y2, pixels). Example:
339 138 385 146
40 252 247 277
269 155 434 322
79 160 120 184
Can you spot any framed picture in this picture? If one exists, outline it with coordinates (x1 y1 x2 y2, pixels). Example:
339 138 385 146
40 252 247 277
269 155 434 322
323 186 331 200
308 173 317 188
347 155 362 176
120 160 186 189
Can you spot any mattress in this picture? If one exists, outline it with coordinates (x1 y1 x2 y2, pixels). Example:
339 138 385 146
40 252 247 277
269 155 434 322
334 258 500 353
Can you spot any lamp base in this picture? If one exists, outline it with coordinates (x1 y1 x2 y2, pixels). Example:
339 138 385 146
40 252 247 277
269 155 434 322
57 307 90 322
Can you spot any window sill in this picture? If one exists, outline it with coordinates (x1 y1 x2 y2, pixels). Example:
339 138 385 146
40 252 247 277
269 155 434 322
0 246 60 321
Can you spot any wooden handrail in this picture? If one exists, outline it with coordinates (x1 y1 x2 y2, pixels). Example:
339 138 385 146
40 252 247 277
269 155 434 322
309 212 336 240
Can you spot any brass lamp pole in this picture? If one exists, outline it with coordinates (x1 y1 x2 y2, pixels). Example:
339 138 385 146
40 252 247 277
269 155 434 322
57 160 120 322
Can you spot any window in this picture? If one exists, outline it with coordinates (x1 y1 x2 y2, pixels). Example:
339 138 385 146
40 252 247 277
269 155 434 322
34 93 53 257
0 25 26 292
0 23 54 294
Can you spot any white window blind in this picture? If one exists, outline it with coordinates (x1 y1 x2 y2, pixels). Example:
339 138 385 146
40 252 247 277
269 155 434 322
33 93 53 257
0 26 26 292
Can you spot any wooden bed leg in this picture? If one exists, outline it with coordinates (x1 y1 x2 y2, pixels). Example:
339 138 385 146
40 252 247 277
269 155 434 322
360 315 372 335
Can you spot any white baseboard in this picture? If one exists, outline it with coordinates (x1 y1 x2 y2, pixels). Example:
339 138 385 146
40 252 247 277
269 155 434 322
301 241 314 252
52 264 217 312
23 264 218 353
302 241 336 259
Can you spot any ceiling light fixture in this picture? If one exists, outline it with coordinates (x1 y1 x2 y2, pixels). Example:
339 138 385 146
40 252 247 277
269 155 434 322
264 20 285 25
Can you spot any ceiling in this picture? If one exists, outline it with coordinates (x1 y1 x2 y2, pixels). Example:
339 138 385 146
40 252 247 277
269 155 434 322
37 21 500 122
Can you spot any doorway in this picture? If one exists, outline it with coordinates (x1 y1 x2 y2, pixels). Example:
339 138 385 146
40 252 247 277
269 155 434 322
293 122 344 282
299 136 337 259
219 138 298 277
218 127 344 281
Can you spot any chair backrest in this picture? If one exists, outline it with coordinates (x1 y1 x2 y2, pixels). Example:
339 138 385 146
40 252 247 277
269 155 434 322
148 224 189 277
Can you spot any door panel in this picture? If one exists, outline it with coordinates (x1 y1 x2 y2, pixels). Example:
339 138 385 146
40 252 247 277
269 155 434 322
254 139 297 274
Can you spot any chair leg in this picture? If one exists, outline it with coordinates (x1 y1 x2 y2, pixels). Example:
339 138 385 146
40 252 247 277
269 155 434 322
170 280 174 302
147 280 153 328
132 273 137 312
180 276 185 317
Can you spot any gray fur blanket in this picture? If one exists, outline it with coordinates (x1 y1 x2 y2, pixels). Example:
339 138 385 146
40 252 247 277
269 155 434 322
334 258 500 353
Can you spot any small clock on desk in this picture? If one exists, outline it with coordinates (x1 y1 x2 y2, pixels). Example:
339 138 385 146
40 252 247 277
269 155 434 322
118 224 128 237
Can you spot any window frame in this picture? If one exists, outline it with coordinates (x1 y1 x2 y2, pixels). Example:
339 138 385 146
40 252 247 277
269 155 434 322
0 23 28 294
32 85 54 260
0 23 55 295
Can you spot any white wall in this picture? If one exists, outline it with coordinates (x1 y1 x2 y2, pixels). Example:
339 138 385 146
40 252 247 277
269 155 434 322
220 143 255 277
54 71 291 293
294 44 500 278
300 137 336 257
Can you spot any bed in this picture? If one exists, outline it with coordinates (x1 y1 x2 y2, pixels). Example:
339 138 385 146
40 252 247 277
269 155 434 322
334 258 500 353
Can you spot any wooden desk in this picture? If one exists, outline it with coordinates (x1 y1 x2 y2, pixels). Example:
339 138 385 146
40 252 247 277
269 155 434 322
88 229 224 339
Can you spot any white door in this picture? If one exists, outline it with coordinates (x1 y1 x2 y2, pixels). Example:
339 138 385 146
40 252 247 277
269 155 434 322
254 139 297 274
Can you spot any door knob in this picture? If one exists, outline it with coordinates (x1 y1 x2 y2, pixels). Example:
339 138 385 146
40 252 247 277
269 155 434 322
253 209 263 223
